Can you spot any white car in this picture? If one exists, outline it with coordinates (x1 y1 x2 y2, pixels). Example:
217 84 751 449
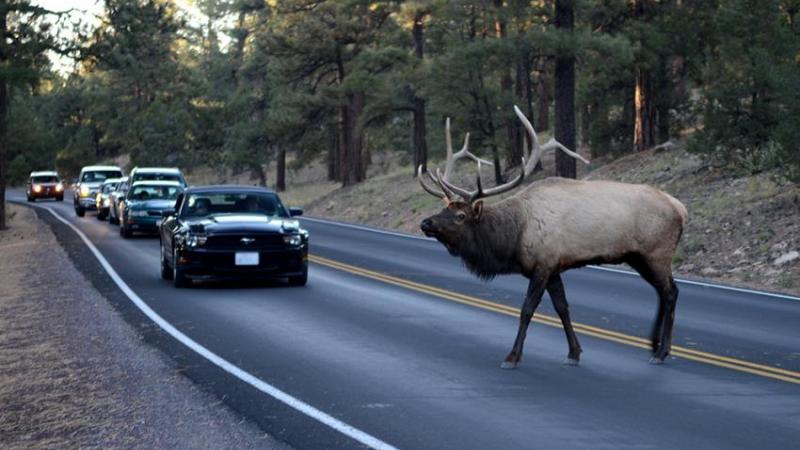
73 165 124 217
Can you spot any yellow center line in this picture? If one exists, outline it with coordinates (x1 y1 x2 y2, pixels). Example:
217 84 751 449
309 254 800 385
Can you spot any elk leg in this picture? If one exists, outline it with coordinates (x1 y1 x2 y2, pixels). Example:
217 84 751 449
627 254 666 353
547 274 582 365
651 277 679 364
501 275 548 369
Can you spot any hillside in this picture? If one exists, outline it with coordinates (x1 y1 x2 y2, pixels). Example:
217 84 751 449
277 145 800 297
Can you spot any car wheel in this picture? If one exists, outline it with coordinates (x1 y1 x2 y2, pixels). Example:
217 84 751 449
288 268 308 287
27 196 33 202
173 246 189 288
160 241 173 280
57 196 63 202
120 224 132 239
97 210 107 221
75 204 85 217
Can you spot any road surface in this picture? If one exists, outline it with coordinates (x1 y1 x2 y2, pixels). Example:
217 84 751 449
8 190 800 449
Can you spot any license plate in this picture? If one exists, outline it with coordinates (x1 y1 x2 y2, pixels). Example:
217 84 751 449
235 252 259 266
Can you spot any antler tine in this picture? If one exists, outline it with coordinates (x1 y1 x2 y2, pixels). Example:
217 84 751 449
469 157 527 202
514 105 544 177
443 119 493 182
514 104 589 176
475 161 484 199
428 169 453 201
418 165 448 200
437 168 474 201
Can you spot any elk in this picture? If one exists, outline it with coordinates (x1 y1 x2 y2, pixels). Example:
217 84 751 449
418 106 688 369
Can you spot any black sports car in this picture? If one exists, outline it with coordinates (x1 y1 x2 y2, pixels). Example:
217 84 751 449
159 185 308 287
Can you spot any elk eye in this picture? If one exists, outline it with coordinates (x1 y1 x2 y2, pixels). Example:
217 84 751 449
456 212 466 221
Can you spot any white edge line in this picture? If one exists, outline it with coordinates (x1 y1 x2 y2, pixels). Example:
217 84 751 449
301 216 800 303
38 205 398 450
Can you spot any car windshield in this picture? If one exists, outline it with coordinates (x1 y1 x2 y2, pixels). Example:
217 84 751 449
82 170 123 182
129 185 181 201
182 192 288 218
102 183 118 194
31 176 59 183
134 173 183 184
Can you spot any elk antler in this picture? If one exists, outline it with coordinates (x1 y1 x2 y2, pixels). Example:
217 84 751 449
419 118 496 202
513 105 590 176
442 117 493 181
429 114 528 203
436 159 526 204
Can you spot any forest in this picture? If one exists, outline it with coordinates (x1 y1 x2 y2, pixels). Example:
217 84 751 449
2 0 800 229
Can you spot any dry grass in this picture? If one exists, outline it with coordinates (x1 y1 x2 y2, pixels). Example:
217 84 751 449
0 205 283 449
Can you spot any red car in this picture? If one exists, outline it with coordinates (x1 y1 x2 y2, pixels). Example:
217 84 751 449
27 171 64 202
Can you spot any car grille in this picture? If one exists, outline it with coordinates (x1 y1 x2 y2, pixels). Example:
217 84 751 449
205 234 285 250
147 211 163 216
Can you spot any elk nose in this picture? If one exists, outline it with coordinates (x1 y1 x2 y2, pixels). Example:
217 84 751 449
420 218 434 232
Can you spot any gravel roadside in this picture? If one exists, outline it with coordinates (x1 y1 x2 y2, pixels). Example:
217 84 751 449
0 204 290 449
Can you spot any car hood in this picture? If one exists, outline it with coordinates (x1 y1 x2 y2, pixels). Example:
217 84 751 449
80 182 104 189
185 214 300 234
127 199 176 210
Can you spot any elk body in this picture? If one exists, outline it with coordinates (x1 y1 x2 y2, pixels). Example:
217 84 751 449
419 107 688 368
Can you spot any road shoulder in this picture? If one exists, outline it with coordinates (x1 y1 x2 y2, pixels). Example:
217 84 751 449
0 204 288 449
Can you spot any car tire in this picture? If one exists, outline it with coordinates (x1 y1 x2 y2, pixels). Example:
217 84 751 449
75 204 85 217
57 196 63 202
97 210 107 221
173 247 189 288
288 269 308 287
160 241 173 280
120 224 132 239
27 196 33 202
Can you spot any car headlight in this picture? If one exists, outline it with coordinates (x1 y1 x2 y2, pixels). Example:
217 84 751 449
80 185 90 197
55 183 64 192
130 210 148 217
33 185 42 193
283 234 302 246
185 233 207 248
103 198 111 206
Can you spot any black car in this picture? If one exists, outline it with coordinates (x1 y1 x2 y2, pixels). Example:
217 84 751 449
159 185 308 287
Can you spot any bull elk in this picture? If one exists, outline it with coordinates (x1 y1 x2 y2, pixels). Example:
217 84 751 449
418 106 688 368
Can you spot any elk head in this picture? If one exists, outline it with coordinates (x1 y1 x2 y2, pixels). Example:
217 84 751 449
418 106 589 256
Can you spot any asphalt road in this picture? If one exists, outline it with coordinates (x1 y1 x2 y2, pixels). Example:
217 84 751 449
8 190 800 449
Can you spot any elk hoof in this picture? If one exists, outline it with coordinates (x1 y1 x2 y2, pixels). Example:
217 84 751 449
564 358 580 366
648 357 665 365
500 361 518 370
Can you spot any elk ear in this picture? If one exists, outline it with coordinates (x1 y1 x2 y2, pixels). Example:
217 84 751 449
472 200 484 222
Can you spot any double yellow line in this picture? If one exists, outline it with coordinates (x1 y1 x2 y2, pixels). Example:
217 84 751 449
310 254 800 385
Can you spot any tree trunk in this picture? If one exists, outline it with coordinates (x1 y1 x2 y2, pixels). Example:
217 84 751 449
634 67 655 151
510 55 530 167
351 91 366 183
656 55 672 144
276 148 286 191
496 0 521 171
340 102 354 186
535 58 550 132
328 122 338 181
0 11 8 230
554 0 576 179
633 0 656 152
412 11 428 175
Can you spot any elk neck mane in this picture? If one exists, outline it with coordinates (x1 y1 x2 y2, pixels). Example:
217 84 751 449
457 198 524 281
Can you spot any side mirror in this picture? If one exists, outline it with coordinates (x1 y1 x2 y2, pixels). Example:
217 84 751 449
289 207 303 217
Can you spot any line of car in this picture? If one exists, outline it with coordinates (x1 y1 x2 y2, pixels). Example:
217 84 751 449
30 165 309 288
